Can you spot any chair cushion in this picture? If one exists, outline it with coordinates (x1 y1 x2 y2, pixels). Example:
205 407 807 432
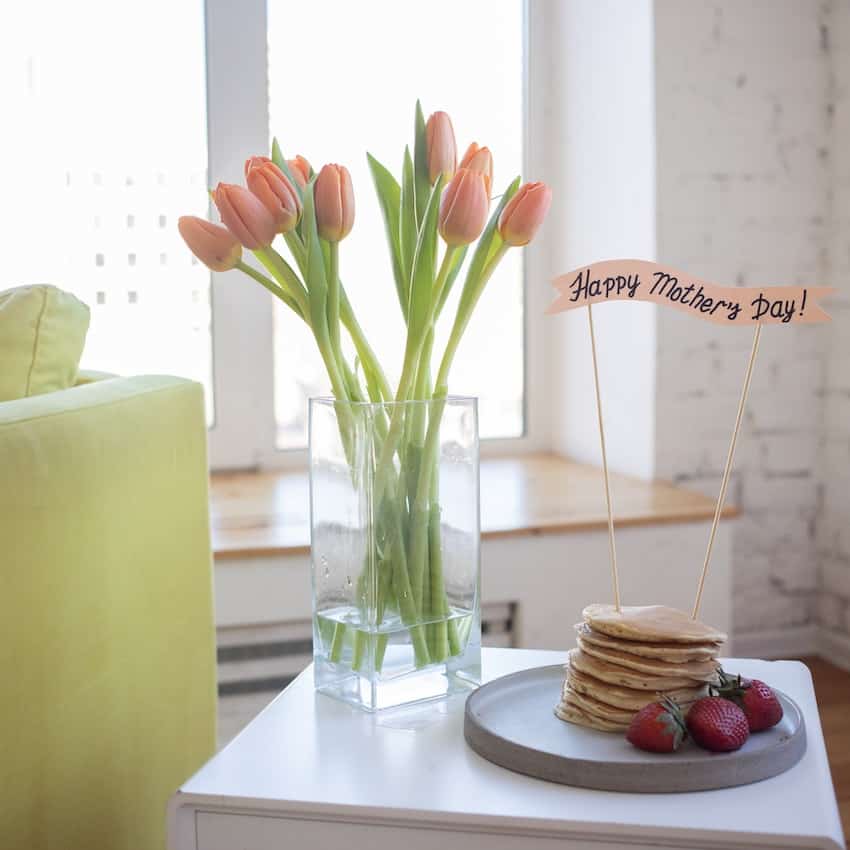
0 285 90 402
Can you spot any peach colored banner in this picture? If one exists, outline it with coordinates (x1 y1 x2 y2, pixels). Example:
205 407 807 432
547 259 834 325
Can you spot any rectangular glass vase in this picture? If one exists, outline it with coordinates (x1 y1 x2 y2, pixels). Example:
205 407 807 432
309 396 481 711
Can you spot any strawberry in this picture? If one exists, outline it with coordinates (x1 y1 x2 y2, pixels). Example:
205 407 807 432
686 697 750 752
626 696 687 753
713 669 783 732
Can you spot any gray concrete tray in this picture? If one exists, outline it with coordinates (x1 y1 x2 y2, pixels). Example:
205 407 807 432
464 664 806 793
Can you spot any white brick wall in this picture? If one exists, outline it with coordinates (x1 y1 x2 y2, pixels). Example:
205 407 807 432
819 1 850 641
654 0 831 639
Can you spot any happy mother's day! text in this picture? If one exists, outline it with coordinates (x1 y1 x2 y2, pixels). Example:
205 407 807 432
546 259 833 326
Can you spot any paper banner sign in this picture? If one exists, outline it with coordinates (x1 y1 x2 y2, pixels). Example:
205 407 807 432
547 259 833 325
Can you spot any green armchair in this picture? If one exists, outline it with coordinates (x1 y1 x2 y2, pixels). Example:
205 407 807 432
0 373 216 850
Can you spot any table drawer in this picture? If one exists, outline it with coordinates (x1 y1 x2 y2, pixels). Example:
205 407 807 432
195 811 720 850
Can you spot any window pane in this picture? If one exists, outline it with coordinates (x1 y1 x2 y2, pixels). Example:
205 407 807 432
268 0 525 448
1 0 212 421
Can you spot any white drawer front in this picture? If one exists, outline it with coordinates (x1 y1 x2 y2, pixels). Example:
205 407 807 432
195 811 709 850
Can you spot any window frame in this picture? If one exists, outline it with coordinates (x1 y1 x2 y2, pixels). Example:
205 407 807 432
204 0 548 470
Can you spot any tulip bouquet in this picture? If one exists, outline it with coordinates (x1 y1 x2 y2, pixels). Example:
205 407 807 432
180 102 550 693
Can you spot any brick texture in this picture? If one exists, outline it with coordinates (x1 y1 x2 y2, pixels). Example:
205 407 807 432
654 0 835 638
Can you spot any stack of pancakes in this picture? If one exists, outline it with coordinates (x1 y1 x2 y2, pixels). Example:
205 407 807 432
556 604 726 732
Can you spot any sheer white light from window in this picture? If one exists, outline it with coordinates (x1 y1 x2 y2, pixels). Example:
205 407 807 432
1 0 213 421
268 0 524 449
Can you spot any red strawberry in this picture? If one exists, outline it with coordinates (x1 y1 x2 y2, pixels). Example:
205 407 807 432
686 697 750 752
713 669 783 732
626 696 687 753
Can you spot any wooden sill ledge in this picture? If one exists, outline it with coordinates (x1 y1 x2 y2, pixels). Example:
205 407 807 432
210 454 738 561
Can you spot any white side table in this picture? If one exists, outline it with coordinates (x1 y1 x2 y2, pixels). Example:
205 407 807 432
168 648 845 849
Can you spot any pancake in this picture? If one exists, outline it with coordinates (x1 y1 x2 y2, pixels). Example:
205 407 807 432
576 634 720 682
569 649 696 691
566 665 706 711
582 604 727 645
561 683 636 724
554 700 630 732
575 623 720 662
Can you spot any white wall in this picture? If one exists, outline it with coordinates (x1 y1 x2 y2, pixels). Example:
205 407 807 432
653 0 830 644
818 1 850 644
533 0 850 656
534 0 658 480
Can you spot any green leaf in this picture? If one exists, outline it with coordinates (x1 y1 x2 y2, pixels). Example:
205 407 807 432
283 231 307 278
302 181 330 341
399 147 417 317
271 138 283 164
271 138 304 202
271 136 308 243
367 153 406 317
435 244 468 318
458 176 520 317
408 178 443 335
413 100 430 224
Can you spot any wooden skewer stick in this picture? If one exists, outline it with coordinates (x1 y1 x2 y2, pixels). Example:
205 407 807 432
587 303 621 612
692 323 762 619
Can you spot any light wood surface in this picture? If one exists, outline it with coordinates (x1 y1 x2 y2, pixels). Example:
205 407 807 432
803 656 850 843
210 454 738 560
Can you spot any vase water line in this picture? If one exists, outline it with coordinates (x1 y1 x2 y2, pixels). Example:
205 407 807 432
309 395 481 711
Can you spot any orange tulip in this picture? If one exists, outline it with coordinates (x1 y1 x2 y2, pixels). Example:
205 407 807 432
246 160 301 233
244 155 271 178
438 168 489 246
314 164 355 242
425 111 457 184
498 182 552 246
177 216 242 272
213 182 277 249
459 143 494 196
287 155 311 189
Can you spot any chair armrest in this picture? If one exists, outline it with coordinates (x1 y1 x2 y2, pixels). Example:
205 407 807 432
0 375 217 850
74 368 119 385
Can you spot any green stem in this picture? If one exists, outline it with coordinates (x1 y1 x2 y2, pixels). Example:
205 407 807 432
284 231 307 277
434 244 510 395
352 629 367 671
373 246 458 507
407 244 511 611
254 247 310 320
328 241 341 357
235 261 304 320
384 491 430 667
340 292 392 402
329 623 346 662
428 502 449 661
375 633 389 671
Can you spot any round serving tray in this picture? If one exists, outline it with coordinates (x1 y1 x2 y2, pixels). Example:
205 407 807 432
464 664 806 793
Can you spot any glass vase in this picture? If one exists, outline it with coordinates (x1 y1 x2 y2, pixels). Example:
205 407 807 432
309 395 481 711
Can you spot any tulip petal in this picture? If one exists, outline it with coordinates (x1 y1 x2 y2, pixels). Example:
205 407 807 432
439 169 489 246
315 164 354 242
178 215 241 272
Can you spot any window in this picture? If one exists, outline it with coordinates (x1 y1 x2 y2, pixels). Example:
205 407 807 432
4 0 534 468
268 0 526 448
2 0 213 422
